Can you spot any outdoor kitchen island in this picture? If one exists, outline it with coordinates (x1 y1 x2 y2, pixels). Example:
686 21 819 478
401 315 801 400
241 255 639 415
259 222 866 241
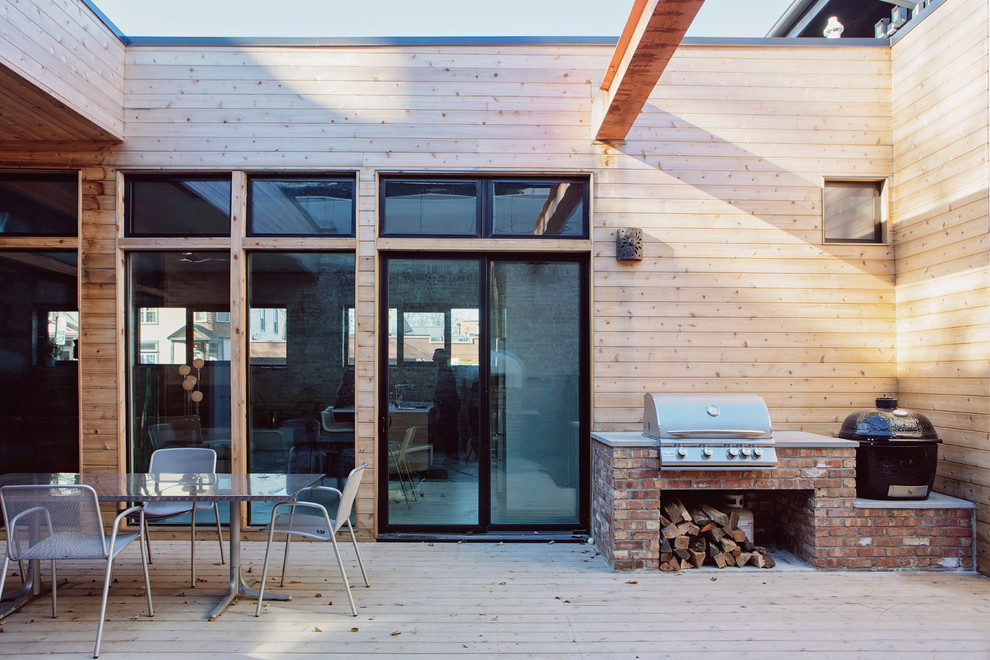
591 430 975 572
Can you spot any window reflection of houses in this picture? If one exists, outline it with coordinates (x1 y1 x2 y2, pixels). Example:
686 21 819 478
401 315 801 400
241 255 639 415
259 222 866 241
388 308 480 366
249 307 288 365
139 307 233 364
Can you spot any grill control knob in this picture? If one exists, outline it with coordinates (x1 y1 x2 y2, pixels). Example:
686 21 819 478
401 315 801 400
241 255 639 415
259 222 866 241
753 447 764 458
741 447 753 458
702 447 713 459
727 447 740 458
676 446 688 459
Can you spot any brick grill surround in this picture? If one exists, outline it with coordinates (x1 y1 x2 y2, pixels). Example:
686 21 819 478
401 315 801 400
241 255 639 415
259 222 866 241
591 437 974 572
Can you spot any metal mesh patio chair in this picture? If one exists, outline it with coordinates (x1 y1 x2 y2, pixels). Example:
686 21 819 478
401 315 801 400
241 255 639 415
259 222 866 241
144 447 225 587
255 462 370 617
0 484 154 658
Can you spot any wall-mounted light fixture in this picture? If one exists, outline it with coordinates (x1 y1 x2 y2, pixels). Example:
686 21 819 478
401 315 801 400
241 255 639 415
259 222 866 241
616 227 643 262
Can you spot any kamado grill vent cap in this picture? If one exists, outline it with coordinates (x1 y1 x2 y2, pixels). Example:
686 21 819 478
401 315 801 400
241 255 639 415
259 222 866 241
836 396 941 444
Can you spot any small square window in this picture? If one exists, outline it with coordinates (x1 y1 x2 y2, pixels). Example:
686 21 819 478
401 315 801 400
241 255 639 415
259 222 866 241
824 180 883 243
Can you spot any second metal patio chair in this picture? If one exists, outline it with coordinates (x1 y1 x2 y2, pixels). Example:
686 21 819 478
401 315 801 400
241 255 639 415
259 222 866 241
0 484 154 658
255 462 370 617
143 447 225 587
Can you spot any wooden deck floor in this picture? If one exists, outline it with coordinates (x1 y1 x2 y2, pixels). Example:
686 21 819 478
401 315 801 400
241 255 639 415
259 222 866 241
2 539 989 658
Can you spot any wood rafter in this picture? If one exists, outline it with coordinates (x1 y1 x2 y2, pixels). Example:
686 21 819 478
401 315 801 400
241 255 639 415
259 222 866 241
595 0 706 142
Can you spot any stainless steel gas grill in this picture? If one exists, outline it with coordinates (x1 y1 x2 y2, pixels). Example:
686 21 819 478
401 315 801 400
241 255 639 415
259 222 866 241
643 393 778 469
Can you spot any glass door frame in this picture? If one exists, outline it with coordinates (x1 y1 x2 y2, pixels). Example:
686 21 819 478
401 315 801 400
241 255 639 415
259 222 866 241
377 251 590 536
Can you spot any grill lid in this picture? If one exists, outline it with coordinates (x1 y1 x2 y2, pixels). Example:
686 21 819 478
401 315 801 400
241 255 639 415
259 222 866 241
643 393 772 440
836 396 941 443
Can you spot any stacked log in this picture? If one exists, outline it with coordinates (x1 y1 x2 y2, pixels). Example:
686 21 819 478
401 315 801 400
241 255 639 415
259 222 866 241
659 498 776 571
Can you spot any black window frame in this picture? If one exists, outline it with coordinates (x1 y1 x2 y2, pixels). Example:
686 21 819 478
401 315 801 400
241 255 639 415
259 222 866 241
247 172 357 237
124 173 233 238
380 175 589 239
380 177 483 238
0 171 79 236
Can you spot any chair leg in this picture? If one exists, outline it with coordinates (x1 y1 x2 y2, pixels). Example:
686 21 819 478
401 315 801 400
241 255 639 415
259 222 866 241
50 559 57 618
93 557 115 658
279 535 292 587
139 517 155 618
329 534 358 616
345 520 370 588
0 555 8 604
254 526 278 617
212 503 225 564
189 515 197 587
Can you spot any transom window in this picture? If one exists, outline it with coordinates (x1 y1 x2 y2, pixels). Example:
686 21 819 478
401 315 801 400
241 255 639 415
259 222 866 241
125 175 232 237
248 175 355 236
0 172 77 236
380 176 588 238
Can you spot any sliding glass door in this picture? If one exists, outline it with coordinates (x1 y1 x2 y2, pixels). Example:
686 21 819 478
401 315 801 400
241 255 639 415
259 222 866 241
380 254 587 533
489 260 583 525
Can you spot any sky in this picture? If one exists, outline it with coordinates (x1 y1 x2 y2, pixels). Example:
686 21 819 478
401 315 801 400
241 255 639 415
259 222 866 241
92 0 796 39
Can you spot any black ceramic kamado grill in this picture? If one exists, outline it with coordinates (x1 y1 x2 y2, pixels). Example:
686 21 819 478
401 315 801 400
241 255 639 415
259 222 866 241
837 396 942 500
643 393 778 469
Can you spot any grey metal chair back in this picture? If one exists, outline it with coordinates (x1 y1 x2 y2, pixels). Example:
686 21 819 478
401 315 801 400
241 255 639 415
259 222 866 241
255 462 370 617
149 446 216 474
144 447 225 586
0 484 153 658
333 460 365 533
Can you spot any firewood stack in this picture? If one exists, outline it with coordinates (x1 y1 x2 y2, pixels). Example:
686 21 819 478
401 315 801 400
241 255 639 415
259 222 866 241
659 498 776 571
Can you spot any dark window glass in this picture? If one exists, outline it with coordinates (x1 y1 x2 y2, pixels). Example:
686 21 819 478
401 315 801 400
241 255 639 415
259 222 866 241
0 173 77 235
249 177 355 235
0 251 79 472
127 251 231 482
126 176 231 236
492 180 586 237
381 180 479 236
248 252 355 522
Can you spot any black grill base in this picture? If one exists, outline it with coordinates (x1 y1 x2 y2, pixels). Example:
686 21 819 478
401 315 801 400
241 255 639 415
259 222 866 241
855 442 939 500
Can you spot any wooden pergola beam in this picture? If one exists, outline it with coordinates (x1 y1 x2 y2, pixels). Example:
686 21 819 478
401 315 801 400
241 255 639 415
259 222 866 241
595 0 706 142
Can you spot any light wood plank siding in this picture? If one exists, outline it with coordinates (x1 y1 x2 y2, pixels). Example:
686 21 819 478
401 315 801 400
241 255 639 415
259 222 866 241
593 44 895 436
115 44 610 533
891 0 990 574
0 0 124 140
107 43 895 534
15 16 990 562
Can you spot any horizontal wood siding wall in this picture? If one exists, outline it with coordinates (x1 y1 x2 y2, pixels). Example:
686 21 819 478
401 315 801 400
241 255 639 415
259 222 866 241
0 0 124 139
117 44 612 535
1 39 896 536
594 44 895 436
892 0 990 574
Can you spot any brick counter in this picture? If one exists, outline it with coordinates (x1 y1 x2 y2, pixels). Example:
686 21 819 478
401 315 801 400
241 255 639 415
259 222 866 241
591 432 974 571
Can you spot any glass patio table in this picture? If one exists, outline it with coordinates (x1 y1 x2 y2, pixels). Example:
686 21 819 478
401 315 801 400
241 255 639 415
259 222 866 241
0 471 323 620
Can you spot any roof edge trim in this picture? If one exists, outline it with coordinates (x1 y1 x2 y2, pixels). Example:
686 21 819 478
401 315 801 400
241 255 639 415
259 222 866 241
80 0 126 43
113 35 889 48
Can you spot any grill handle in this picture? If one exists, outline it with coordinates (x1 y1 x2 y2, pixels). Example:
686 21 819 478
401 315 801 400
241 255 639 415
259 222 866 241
666 429 768 438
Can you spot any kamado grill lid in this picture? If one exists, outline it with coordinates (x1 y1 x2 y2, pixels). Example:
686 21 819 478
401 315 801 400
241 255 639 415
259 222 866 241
836 396 941 443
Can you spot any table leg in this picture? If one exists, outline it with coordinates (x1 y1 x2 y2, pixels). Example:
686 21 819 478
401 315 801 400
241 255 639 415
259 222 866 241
0 559 40 618
206 505 291 620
